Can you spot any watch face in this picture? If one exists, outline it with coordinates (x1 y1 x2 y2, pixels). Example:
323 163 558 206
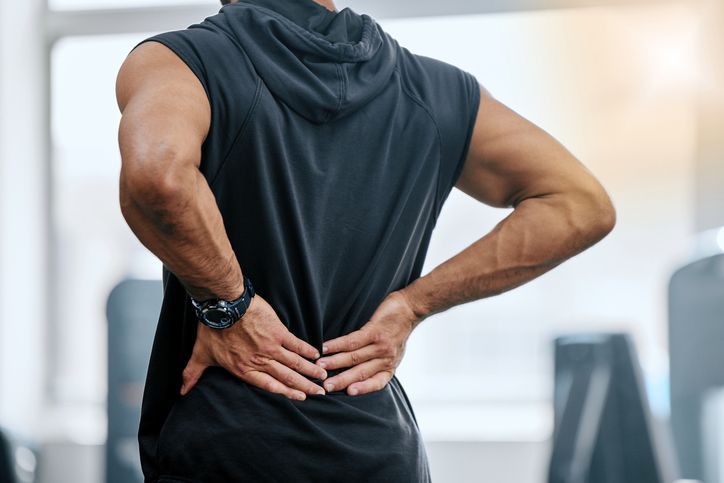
203 308 234 329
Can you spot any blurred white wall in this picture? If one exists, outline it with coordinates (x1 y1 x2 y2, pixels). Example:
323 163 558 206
0 0 48 436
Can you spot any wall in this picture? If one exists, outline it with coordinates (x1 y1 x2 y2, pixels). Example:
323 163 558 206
0 0 48 437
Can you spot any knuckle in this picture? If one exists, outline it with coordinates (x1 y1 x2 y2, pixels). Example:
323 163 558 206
249 353 270 367
272 328 287 342
377 341 392 356
357 368 369 381
236 361 250 376
350 351 360 365
354 331 367 347
371 331 385 345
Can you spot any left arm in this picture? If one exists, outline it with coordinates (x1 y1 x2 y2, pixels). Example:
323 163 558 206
116 41 327 399
116 40 242 301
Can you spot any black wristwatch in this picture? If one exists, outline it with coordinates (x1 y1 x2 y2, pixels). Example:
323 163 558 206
189 275 255 329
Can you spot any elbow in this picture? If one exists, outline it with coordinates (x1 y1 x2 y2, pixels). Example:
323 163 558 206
574 184 617 244
119 149 193 213
595 194 617 239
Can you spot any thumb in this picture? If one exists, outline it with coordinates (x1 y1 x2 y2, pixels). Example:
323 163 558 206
180 351 209 396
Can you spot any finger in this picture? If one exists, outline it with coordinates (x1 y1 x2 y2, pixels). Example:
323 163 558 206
282 331 321 360
322 328 371 355
243 369 308 401
315 343 381 371
347 370 393 396
180 354 208 396
265 359 326 396
322 359 386 393
276 347 328 380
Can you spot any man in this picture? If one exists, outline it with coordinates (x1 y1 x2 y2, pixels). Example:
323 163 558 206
116 0 615 481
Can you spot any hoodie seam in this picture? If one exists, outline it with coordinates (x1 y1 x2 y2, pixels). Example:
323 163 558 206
225 3 376 62
208 77 263 188
394 65 444 222
337 63 347 115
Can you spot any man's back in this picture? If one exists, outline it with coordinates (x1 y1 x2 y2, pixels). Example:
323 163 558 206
117 0 615 481
123 1 478 481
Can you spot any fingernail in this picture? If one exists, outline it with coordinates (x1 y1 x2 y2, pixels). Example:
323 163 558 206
320 370 327 379
180 384 186 395
322 345 329 354
313 352 320 359
325 383 335 392
316 388 325 395
349 387 358 396
318 361 327 368
296 393 306 401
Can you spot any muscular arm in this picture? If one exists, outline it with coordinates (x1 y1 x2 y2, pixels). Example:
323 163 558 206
400 85 616 325
116 41 243 302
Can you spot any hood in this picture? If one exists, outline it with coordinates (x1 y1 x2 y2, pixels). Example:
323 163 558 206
206 0 398 124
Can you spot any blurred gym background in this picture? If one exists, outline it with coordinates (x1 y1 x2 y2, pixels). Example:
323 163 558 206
0 0 723 482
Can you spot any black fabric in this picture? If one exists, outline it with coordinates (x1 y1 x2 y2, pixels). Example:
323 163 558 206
131 1 480 481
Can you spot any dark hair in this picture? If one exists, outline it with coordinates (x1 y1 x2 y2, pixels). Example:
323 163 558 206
220 0 233 4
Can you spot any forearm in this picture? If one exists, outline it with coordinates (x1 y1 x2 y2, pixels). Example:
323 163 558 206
120 164 243 301
400 191 615 327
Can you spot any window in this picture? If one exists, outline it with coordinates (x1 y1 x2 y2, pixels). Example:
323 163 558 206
49 0 217 11
50 33 161 406
49 3 699 442
379 4 697 438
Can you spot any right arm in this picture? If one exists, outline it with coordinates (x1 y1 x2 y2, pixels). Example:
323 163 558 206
400 85 616 326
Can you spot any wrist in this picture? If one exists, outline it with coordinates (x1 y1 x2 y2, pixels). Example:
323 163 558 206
398 282 430 328
216 276 245 302
190 275 255 330
188 275 245 302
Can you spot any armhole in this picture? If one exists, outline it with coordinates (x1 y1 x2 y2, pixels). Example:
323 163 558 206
133 37 213 109
449 73 481 191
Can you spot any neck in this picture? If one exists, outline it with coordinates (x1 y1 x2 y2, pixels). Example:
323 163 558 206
227 0 337 12
313 0 337 12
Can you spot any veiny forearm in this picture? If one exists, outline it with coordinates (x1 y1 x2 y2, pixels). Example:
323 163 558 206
400 192 614 327
120 164 243 301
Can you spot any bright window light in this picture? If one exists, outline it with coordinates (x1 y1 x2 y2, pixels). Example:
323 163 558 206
717 227 724 252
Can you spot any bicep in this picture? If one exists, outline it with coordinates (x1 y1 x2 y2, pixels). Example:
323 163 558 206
454 87 603 208
116 40 211 177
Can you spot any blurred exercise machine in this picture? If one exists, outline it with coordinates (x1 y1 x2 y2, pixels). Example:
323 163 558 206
669 252 724 481
105 278 162 483
0 426 38 483
0 428 12 483
548 333 679 483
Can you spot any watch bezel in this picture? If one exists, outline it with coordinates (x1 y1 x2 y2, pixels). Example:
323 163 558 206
201 306 236 329
190 276 255 330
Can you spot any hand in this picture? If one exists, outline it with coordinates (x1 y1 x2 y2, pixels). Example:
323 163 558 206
315 290 420 396
180 293 328 400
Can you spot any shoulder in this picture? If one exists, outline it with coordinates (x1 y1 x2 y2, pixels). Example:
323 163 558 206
395 48 472 99
116 34 210 114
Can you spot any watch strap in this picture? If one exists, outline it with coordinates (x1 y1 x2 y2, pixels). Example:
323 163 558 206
190 275 255 329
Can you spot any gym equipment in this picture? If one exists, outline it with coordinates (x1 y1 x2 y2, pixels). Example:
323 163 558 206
548 333 679 483
669 252 724 480
105 278 162 483
0 426 38 483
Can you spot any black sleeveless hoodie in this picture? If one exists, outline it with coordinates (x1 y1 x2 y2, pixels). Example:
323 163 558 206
131 1 480 481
